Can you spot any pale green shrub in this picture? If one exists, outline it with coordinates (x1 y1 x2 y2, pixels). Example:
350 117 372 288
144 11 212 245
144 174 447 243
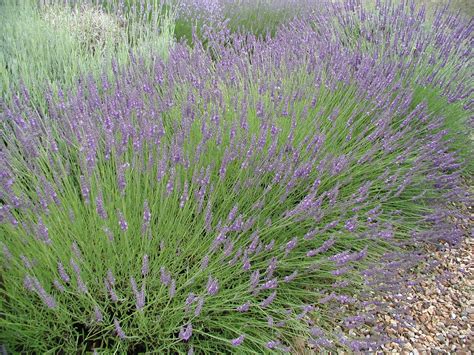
42 3 122 55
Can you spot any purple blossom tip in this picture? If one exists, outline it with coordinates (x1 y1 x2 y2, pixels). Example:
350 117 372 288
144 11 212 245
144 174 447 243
206 275 219 295
236 302 250 312
53 279 65 292
114 318 126 339
57 262 70 283
231 334 245 346
118 211 128 231
266 340 280 349
94 305 103 322
142 254 149 276
179 323 193 341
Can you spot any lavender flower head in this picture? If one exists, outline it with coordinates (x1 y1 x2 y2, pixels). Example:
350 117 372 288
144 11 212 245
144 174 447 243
142 254 149 276
231 334 245 346
114 318 126 340
284 237 298 256
206 275 219 295
194 296 204 316
118 211 128 231
57 261 70 283
142 200 151 232
179 323 193 341
53 279 65 292
37 218 51 245
95 193 108 220
236 302 250 312
94 305 103 322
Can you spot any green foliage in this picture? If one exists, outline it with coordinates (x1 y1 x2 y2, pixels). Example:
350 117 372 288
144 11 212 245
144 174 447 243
413 86 473 176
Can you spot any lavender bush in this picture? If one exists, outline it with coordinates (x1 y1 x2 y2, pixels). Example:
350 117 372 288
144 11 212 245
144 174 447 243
302 0 473 171
171 0 315 44
0 0 472 353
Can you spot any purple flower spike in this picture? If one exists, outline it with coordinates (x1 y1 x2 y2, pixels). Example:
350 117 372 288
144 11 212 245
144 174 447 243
2 244 12 262
283 271 298 283
169 279 176 299
79 175 90 204
20 255 33 269
231 334 245 346
30 277 56 309
142 254 149 276
53 279 65 292
105 278 118 302
260 291 277 308
194 296 204 316
160 267 171 285
307 237 335 257
37 218 52 245
262 278 278 290
250 270 260 290
206 275 219 295
236 302 250 312
114 318 126 340
23 275 35 292
94 305 103 322
179 323 193 341
267 340 280 349
142 200 151 233
284 237 298 256
242 257 251 271
180 181 189 209
103 227 114 242
95 193 107 220
345 216 358 232
70 258 80 274
77 276 88 293
265 240 275 251
71 241 82 260
106 270 116 286
130 277 145 310
200 255 209 270
227 205 238 222
118 211 128 231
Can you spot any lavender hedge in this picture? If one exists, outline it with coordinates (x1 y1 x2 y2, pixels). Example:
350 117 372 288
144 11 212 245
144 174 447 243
173 0 314 42
0 0 472 353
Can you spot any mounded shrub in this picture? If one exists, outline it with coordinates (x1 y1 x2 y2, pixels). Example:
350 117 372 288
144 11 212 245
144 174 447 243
0 0 471 353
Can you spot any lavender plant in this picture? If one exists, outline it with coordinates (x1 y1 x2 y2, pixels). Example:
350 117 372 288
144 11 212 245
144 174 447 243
172 0 315 44
0 0 471 353
292 0 473 173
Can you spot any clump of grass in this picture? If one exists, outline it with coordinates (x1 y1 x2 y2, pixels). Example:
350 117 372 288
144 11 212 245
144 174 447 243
0 0 174 111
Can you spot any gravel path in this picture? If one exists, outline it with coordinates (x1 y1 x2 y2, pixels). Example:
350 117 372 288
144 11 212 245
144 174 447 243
378 237 473 354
